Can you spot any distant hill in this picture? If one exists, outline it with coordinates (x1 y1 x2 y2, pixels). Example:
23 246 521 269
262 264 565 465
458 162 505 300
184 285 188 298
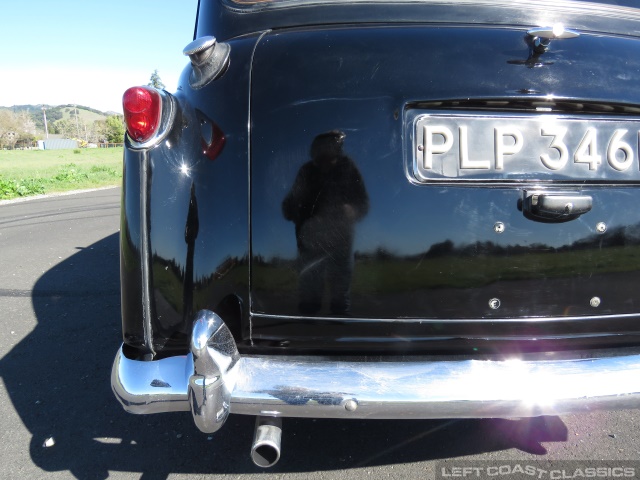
58 106 108 125
5 104 113 116
1 104 117 134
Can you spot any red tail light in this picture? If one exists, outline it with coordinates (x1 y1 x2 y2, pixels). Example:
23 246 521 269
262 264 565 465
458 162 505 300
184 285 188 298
123 86 162 143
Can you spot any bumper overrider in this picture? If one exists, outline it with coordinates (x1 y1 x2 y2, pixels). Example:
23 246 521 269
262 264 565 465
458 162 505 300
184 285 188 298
112 310 640 462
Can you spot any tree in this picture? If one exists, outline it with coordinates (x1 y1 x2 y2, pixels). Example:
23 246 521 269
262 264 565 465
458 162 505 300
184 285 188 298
148 69 165 89
52 119 76 139
0 110 30 148
104 115 125 143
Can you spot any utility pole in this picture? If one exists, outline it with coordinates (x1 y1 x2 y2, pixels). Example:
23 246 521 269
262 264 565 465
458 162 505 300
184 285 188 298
41 106 49 139
74 105 80 137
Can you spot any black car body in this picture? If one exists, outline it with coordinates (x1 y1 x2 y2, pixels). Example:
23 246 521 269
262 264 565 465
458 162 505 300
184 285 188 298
112 0 640 467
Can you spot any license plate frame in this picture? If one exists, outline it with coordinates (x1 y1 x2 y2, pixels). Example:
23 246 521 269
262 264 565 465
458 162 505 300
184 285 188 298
410 112 640 184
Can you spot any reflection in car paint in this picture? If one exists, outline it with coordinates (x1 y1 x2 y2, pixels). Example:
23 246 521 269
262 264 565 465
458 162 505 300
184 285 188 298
282 131 369 315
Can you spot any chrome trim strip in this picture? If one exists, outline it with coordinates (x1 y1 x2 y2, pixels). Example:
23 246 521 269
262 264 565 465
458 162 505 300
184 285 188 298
527 25 580 40
139 149 154 357
222 0 640 21
251 311 640 323
247 31 271 346
113 345 640 419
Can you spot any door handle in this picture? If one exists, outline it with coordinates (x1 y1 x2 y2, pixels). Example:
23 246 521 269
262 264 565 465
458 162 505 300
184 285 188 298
521 192 592 223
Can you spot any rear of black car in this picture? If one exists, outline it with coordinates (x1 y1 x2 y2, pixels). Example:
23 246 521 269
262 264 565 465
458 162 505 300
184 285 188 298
112 0 640 466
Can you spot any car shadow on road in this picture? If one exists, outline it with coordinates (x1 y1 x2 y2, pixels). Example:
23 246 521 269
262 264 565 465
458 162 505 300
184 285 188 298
0 233 568 479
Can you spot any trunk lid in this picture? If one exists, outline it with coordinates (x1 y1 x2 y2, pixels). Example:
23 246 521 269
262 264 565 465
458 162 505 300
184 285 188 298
249 21 640 343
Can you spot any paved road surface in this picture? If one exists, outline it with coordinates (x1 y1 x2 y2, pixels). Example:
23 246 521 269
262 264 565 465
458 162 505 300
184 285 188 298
0 188 638 479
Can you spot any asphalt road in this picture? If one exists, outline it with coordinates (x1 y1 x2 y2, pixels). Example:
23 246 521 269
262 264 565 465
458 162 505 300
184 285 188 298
0 188 639 480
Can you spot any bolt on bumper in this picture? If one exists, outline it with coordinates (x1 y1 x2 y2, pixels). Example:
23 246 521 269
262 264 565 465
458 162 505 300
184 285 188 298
112 311 640 433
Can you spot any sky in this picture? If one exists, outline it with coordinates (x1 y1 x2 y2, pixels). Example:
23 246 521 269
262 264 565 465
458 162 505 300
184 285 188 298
0 0 199 113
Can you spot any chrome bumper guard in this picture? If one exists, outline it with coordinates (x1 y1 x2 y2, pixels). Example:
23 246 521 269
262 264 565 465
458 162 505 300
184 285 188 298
112 311 640 433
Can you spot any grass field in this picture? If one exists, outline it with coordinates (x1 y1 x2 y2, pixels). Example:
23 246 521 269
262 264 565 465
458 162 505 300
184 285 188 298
0 148 123 199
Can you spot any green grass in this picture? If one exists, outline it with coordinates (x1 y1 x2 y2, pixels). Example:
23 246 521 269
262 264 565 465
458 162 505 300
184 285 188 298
0 148 123 199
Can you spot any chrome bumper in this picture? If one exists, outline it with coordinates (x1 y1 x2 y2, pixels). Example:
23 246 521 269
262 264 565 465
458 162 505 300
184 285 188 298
112 311 640 433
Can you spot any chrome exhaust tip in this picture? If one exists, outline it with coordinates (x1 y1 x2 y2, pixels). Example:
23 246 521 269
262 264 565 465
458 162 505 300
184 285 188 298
251 416 282 468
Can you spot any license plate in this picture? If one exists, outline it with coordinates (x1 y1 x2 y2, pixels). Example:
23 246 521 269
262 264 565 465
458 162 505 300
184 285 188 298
412 113 640 183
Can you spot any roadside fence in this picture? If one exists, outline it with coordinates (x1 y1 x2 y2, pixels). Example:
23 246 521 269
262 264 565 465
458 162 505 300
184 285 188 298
98 143 124 148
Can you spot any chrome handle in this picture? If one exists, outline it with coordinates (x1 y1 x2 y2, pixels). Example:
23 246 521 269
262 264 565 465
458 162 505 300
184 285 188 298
522 192 592 223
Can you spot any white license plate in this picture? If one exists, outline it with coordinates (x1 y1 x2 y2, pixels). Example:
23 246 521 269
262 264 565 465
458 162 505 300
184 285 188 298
412 113 640 183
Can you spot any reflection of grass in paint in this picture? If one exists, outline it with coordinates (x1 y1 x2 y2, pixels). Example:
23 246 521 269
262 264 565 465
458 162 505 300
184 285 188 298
252 264 298 291
251 246 640 293
153 261 252 316
193 264 250 311
354 246 640 292
152 263 184 314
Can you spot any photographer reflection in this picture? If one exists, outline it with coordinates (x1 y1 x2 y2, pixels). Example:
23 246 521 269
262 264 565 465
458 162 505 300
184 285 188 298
282 131 369 315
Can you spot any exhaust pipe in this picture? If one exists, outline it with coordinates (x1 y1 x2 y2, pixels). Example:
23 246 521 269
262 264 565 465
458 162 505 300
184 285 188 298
251 416 282 468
